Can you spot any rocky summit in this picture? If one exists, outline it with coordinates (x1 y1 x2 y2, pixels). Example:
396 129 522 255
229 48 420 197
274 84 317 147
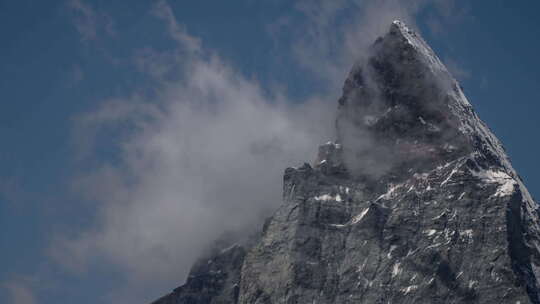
151 21 540 304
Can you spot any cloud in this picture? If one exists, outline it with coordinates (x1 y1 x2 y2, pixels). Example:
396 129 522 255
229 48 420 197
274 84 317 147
444 57 472 81
3 279 36 304
268 0 471 94
65 64 84 88
67 0 115 42
150 0 201 53
425 0 473 36
54 1 334 301
270 0 428 92
269 0 474 180
52 0 470 302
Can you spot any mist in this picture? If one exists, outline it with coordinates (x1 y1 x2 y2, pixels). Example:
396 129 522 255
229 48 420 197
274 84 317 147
50 0 468 302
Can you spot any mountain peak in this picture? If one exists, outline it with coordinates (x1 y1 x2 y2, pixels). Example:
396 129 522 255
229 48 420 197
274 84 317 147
152 19 540 304
385 20 452 86
390 19 410 32
335 20 516 184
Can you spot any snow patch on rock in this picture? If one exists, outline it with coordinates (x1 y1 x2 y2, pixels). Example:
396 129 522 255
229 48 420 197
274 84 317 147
352 207 370 224
472 169 517 197
424 229 437 236
401 285 418 295
314 193 343 202
392 262 402 278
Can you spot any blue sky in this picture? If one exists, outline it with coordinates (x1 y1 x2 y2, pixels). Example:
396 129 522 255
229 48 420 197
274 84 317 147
1 1 539 303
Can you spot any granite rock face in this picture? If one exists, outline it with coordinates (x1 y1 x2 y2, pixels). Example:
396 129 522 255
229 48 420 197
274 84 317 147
152 21 540 304
152 241 247 304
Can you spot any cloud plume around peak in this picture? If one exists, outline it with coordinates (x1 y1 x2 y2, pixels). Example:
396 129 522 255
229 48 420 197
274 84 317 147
54 1 335 301
49 0 470 302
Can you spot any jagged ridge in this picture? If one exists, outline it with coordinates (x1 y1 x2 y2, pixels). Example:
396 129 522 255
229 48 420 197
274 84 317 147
152 20 540 304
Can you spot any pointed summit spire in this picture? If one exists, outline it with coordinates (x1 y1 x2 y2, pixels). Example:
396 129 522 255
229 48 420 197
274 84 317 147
153 21 539 304
336 20 515 183
387 20 451 78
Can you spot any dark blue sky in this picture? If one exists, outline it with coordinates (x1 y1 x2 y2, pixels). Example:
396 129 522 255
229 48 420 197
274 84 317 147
1 1 539 303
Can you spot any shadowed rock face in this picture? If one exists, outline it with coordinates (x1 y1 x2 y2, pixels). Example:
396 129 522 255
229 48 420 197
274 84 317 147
152 21 540 304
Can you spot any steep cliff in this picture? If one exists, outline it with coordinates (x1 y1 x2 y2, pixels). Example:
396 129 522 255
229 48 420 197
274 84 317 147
152 20 540 304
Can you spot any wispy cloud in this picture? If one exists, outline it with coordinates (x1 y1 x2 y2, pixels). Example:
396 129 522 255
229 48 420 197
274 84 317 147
425 0 473 35
270 0 427 92
52 0 471 302
54 1 334 302
65 64 84 88
2 279 36 304
151 0 201 53
67 0 115 42
444 56 472 81
269 0 471 93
